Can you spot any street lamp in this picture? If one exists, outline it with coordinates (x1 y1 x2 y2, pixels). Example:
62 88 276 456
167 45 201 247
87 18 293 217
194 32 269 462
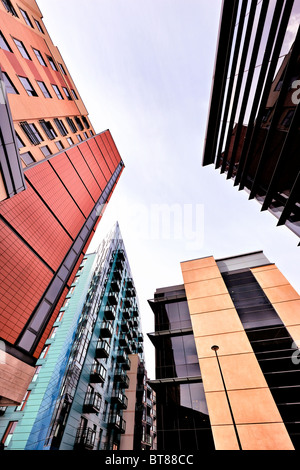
211 345 242 450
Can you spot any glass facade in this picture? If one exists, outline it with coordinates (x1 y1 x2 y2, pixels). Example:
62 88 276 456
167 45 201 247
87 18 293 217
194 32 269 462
148 288 215 451
203 0 300 241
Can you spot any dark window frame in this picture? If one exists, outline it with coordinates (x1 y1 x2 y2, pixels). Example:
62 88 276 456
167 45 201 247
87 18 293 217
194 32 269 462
18 76 38 96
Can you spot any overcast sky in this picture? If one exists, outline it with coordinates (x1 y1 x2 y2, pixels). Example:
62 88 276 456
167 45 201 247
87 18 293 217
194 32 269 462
38 0 300 378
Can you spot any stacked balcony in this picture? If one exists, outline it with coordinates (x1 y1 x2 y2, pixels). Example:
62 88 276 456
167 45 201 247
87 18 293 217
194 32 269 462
90 361 107 384
95 339 110 359
111 390 128 409
100 321 113 338
114 368 130 388
121 320 129 333
107 290 118 306
122 307 131 320
117 350 131 370
138 331 144 342
104 304 116 320
108 413 126 433
83 391 102 413
132 307 139 318
74 427 96 450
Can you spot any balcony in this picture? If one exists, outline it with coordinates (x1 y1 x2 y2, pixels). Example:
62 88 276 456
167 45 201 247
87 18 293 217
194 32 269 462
74 427 96 450
104 304 116 320
122 307 131 320
112 270 122 281
119 334 128 347
113 249 125 262
108 413 126 433
100 321 113 338
117 351 131 370
110 278 121 292
111 390 128 409
137 342 143 353
95 339 110 359
121 321 129 333
125 287 136 298
145 434 152 446
123 298 132 308
107 291 118 306
146 414 152 425
126 277 134 288
114 368 129 388
146 397 152 408
83 391 102 413
90 361 106 383
132 307 139 318
138 332 144 342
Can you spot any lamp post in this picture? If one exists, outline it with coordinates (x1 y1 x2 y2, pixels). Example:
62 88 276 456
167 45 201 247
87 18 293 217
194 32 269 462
211 345 242 450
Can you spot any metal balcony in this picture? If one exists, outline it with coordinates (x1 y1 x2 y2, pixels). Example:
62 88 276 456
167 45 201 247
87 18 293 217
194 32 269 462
83 391 102 413
113 249 125 262
110 279 121 292
138 332 144 342
119 333 128 347
107 291 118 306
125 287 136 298
114 368 130 388
90 361 106 383
111 390 128 409
123 298 132 308
100 321 113 338
104 304 116 320
126 277 134 288
132 307 139 318
121 321 129 333
74 427 96 450
112 270 122 281
117 351 131 370
95 339 110 359
122 307 131 320
108 413 126 433
137 342 143 353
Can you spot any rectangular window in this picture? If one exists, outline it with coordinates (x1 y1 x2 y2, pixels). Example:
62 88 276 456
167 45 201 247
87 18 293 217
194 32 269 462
58 63 67 75
15 132 25 148
1 0 18 16
62 86 72 100
75 116 84 131
51 84 63 100
2 72 18 94
83 132 89 139
67 137 74 146
71 89 78 100
54 118 68 136
15 390 31 411
20 151 35 165
47 56 58 71
40 145 52 157
55 140 64 151
18 76 38 96
77 134 83 142
37 80 51 98
66 117 77 133
1 421 18 448
81 116 90 129
34 19 44 33
33 48 46 66
39 120 57 140
20 121 43 145
40 344 50 359
13 38 31 60
19 8 33 28
0 31 12 51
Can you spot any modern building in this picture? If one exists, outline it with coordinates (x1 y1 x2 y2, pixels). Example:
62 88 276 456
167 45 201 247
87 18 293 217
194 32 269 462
149 251 300 450
0 223 156 451
202 0 300 242
0 0 124 408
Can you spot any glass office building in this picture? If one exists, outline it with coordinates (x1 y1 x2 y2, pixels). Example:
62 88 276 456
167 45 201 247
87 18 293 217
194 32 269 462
202 0 300 242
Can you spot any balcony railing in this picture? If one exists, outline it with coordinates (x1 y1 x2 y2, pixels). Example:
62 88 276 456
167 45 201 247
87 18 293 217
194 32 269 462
114 368 130 388
146 415 152 425
100 321 113 338
107 291 118 306
121 321 129 333
126 277 134 288
119 333 128 347
90 361 106 383
108 413 126 433
74 427 96 450
95 339 110 359
104 304 116 320
83 391 102 413
111 390 128 409
132 307 139 318
122 308 131 320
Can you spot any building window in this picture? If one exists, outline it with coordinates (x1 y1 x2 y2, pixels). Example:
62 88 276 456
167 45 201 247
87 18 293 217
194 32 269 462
54 118 68 136
66 117 77 133
75 116 84 131
19 8 33 28
58 63 67 75
77 134 83 142
81 116 90 129
20 151 35 166
32 366 41 382
18 76 38 96
1 421 18 448
40 145 52 157
39 120 57 140
33 48 47 66
1 0 18 16
2 71 18 94
13 38 31 59
0 31 12 51
47 56 58 71
281 109 295 129
20 121 43 145
40 344 50 359
62 297 70 309
83 132 89 139
90 130 94 137
51 84 64 100
15 132 25 148
67 137 74 146
15 390 31 411
62 86 72 100
71 89 78 100
34 19 44 33
37 80 52 98
55 140 64 151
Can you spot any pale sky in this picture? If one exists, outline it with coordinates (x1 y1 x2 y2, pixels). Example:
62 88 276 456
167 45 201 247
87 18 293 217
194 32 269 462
38 0 300 379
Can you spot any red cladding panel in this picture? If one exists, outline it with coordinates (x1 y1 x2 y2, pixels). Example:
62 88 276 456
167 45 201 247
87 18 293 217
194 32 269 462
0 185 73 271
104 130 122 165
50 152 95 217
25 160 86 239
94 134 115 173
66 146 101 202
87 137 112 182
66 253 85 288
0 220 53 344
78 141 107 191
